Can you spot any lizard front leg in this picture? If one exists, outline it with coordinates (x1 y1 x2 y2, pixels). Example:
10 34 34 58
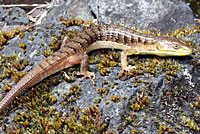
121 49 138 73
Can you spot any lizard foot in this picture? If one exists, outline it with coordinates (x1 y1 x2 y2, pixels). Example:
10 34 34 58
77 71 95 85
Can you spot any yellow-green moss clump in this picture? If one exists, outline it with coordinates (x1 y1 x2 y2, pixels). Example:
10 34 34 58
0 54 29 93
29 37 34 41
130 94 150 112
95 51 119 76
194 96 200 109
19 32 25 39
0 32 15 50
110 95 121 102
42 49 53 57
97 87 110 98
0 25 32 51
61 18 93 27
18 42 26 49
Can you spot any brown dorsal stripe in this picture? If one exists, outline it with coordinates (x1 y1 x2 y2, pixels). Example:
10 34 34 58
71 40 84 48
109 25 117 41
38 63 45 70
51 53 64 60
51 53 59 58
63 45 76 52
133 35 138 44
87 29 96 42
90 28 97 40
59 50 67 54
45 58 55 65
77 34 89 44
83 30 92 43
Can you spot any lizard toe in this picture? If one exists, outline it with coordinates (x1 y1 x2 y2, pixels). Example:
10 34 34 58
77 71 95 85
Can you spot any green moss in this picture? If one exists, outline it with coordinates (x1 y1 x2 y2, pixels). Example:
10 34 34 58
61 18 92 27
158 123 167 134
0 46 4 51
34 32 38 36
130 94 150 112
179 116 199 131
0 35 7 45
27 26 35 32
18 42 26 49
42 49 53 57
195 96 200 108
96 51 119 76
110 95 120 102
19 32 25 38
97 87 110 98
29 37 34 41
0 54 29 88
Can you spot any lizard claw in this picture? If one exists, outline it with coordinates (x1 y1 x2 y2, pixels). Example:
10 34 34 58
77 71 95 85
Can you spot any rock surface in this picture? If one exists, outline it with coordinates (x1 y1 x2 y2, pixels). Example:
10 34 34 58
0 7 29 25
0 0 199 133
88 0 194 33
42 0 95 25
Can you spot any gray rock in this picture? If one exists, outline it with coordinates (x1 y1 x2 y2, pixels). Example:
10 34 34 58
42 0 94 25
88 0 195 33
0 7 29 25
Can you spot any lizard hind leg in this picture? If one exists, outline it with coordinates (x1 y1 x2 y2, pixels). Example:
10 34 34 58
77 53 95 85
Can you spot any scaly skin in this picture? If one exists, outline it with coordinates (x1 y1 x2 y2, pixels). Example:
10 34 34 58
0 24 193 114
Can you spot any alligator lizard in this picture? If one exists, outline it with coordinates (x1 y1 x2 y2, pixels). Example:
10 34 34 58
0 24 193 114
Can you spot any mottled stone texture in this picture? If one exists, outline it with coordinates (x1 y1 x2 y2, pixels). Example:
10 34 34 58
42 0 95 24
88 0 194 33
0 7 29 25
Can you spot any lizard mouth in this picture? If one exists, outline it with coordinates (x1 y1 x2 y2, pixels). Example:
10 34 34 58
156 46 193 56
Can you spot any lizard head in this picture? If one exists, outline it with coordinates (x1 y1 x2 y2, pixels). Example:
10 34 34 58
155 37 193 56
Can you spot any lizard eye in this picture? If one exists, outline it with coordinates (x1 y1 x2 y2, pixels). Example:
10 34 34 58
173 44 179 49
